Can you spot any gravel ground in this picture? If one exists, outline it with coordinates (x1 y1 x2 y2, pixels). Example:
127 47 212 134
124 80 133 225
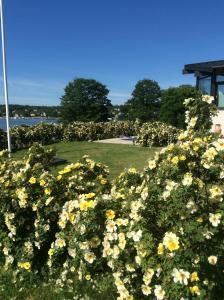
94 137 135 145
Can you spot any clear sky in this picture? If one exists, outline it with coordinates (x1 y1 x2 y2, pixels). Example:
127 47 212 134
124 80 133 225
0 0 223 106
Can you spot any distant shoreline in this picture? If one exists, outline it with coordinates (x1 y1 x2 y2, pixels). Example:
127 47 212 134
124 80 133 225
0 117 59 120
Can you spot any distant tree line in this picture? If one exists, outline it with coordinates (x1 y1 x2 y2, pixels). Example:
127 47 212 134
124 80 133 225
0 105 60 118
60 77 199 128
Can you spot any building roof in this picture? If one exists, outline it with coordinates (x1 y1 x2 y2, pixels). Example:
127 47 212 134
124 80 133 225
183 60 224 75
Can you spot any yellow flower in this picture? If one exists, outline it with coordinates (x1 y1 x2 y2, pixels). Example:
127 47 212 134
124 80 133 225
79 201 90 211
48 249 54 256
85 274 91 280
196 217 203 223
168 144 174 151
190 285 200 295
163 232 180 252
100 179 107 185
39 179 46 186
18 261 31 270
171 156 179 165
56 238 66 248
157 243 164 255
44 188 52 195
191 272 199 282
73 162 81 169
106 210 115 220
29 177 37 184
57 175 62 181
85 192 96 199
68 213 76 222
179 155 186 161
193 145 199 152
79 200 96 211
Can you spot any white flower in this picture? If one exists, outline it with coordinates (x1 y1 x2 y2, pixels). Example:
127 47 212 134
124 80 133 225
172 268 190 285
186 200 197 213
209 213 221 227
154 285 165 300
189 117 198 128
182 173 193 186
141 285 152 296
208 255 218 265
148 160 156 170
184 97 194 105
84 251 96 264
203 231 214 240
162 190 170 200
202 95 214 104
68 248 76 258
165 180 178 191
213 139 224 151
163 232 180 251
132 230 142 242
143 268 154 285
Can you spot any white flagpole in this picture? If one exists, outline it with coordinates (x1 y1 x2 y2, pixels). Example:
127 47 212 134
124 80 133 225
0 0 11 156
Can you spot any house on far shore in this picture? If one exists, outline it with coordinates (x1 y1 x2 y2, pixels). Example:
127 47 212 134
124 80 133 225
183 60 224 133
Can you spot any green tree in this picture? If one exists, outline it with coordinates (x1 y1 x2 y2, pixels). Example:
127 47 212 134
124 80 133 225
124 79 161 121
60 78 112 123
159 85 200 128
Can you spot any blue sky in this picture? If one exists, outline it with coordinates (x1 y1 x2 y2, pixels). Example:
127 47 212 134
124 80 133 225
0 0 223 106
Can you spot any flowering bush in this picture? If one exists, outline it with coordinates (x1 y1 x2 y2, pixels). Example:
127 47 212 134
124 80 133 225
101 94 224 299
62 121 140 142
10 123 64 151
136 121 181 147
1 94 224 299
0 120 177 152
0 148 110 293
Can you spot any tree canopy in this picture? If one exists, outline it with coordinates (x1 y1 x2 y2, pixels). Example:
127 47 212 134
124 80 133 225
159 85 200 128
60 78 112 123
124 79 161 121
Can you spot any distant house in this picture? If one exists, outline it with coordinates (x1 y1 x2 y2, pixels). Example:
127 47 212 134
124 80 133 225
183 60 224 132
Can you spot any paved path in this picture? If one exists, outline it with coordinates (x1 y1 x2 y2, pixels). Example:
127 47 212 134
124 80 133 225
94 137 134 145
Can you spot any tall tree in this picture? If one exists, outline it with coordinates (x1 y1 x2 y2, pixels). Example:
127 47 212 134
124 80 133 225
60 78 112 123
124 79 161 121
159 85 200 128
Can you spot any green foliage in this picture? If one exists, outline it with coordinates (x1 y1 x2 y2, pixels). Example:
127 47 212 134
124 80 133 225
24 143 56 169
0 128 6 149
60 78 112 123
124 79 161 121
159 85 200 128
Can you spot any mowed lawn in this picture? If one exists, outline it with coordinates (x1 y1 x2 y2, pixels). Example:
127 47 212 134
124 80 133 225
13 141 159 178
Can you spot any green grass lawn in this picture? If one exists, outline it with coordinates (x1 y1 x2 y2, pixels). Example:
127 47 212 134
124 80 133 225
13 141 159 178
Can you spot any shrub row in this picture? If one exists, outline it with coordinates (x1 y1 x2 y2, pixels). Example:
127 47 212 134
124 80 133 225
0 120 180 151
0 95 224 299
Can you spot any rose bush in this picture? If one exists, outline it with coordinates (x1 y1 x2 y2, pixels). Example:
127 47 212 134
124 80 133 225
136 121 181 147
0 145 110 295
1 93 224 299
101 94 224 299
